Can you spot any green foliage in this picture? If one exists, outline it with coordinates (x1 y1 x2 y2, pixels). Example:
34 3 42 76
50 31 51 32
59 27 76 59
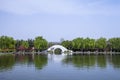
71 37 95 50
83 38 95 49
21 41 29 49
34 36 48 51
72 38 84 49
95 37 107 49
108 38 120 49
61 40 72 49
15 40 29 49
0 35 120 52
27 39 34 47
0 36 16 52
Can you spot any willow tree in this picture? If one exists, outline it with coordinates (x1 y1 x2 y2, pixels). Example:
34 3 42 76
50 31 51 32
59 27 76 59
108 38 120 51
0 36 16 52
34 36 48 51
95 37 107 51
61 40 72 49
72 38 84 51
83 38 95 51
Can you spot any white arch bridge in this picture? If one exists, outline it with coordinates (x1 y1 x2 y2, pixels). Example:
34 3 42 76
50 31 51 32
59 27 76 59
47 45 72 53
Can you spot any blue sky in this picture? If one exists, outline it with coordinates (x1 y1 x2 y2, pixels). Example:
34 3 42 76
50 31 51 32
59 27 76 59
0 0 120 42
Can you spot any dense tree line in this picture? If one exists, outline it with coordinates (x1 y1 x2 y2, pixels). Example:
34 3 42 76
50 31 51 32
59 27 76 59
61 37 120 52
0 35 120 52
0 36 48 52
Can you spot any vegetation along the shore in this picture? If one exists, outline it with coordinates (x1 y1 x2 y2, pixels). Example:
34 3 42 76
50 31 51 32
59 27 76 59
0 35 120 52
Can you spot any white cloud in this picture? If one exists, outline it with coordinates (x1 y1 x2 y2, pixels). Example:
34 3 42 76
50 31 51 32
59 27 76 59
0 0 120 15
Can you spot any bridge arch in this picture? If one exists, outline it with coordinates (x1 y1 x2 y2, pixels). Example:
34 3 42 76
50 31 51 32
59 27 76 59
47 45 68 53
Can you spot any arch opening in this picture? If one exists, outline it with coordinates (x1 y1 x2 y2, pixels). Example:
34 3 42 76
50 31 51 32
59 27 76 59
54 48 62 55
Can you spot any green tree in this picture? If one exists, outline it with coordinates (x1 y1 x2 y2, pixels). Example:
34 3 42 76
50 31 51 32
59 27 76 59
27 39 34 48
15 40 29 52
21 41 29 49
84 38 95 49
108 38 120 51
72 38 84 50
0 36 16 52
15 40 21 48
34 36 48 51
95 37 107 50
61 40 72 49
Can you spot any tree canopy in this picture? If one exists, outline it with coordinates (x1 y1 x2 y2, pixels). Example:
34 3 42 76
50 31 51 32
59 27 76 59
34 36 48 51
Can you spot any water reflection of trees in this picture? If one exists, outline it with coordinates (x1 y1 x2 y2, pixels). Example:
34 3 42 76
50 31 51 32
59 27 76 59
15 54 48 69
97 55 106 68
15 54 33 65
0 54 48 71
62 55 96 68
0 54 120 71
0 54 15 71
111 55 120 68
63 54 120 69
34 55 48 69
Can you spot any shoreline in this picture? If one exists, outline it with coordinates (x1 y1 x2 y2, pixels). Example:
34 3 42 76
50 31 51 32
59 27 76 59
0 51 120 55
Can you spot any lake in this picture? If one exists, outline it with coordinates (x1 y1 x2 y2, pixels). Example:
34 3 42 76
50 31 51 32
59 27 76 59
0 53 120 80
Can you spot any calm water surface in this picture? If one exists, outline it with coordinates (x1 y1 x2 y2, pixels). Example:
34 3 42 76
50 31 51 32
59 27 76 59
0 53 120 80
